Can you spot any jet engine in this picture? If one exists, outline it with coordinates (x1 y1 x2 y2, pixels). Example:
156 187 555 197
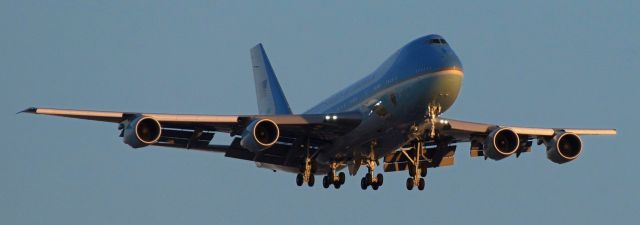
240 119 280 152
123 116 162 148
546 132 582 164
484 128 520 160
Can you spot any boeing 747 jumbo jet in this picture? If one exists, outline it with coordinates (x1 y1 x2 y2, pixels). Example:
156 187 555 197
21 35 616 191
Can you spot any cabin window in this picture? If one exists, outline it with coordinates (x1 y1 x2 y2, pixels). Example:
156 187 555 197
428 39 441 44
440 39 447 44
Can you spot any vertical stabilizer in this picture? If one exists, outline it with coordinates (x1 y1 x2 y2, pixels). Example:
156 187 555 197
250 44 292 115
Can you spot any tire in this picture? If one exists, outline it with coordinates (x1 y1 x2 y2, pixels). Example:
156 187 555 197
365 173 373 184
296 173 304 186
360 177 367 190
420 167 427 177
376 173 384 186
308 175 315 187
372 183 379 190
322 176 330 189
338 172 346 185
409 167 416 177
417 178 425 190
334 182 341 189
406 177 414 190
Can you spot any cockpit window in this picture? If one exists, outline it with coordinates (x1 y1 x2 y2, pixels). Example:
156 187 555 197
428 38 448 45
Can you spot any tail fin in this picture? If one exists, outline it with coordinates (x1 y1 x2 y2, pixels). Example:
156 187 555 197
250 44 292 115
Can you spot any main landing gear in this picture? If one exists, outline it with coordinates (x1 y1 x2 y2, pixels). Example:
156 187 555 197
404 103 440 191
405 104 441 190
360 142 383 190
296 156 315 187
360 160 384 190
322 162 345 189
296 138 316 187
405 138 427 191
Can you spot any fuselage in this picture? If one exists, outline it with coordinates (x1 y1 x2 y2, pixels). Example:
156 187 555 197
305 34 464 167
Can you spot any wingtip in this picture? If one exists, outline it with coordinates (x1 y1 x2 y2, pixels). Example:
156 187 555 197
17 107 37 114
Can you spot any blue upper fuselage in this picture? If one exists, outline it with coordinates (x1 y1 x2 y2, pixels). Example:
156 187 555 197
306 34 463 115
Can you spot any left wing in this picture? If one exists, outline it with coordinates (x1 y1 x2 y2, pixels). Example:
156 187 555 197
438 118 616 142
384 117 615 172
434 117 615 162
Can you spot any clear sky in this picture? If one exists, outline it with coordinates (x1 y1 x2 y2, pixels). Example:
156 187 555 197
1 1 639 225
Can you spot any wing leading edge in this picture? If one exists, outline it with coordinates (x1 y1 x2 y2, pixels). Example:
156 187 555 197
20 107 362 141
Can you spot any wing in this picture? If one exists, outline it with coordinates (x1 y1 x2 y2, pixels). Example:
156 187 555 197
434 117 615 159
384 117 615 173
439 117 616 142
20 107 362 171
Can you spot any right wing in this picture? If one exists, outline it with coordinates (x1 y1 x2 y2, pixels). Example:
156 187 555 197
20 107 361 138
20 107 362 171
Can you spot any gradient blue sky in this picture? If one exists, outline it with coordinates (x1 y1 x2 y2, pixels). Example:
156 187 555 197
2 1 639 225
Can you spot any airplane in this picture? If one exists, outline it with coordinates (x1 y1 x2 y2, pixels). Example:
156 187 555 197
21 34 616 191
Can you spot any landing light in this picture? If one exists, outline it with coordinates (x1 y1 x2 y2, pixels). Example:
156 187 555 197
325 115 338 121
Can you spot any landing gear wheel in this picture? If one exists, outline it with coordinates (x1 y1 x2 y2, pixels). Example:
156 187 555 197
334 182 341 189
417 178 425 190
365 173 373 184
308 175 315 187
296 173 304 186
322 176 330 189
376 173 384 186
420 167 427 177
406 177 414 190
338 172 346 185
360 177 367 190
372 183 379 190
409 167 416 177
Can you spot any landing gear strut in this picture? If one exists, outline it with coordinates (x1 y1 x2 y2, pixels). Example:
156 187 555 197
405 139 427 191
403 124 435 191
427 103 441 139
322 162 345 189
404 104 440 190
360 141 384 190
296 138 315 187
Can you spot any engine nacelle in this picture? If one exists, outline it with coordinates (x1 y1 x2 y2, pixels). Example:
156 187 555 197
484 128 520 160
546 132 582 164
123 116 162 148
240 119 280 152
